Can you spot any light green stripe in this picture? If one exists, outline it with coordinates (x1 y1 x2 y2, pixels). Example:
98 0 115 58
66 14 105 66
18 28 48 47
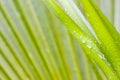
0 3 40 79
12 0 63 79
0 63 11 80
0 52 20 80
0 37 29 80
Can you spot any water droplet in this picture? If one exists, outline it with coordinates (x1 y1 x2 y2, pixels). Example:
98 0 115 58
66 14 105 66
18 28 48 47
105 60 110 66
98 55 101 59
81 39 86 43
98 54 105 60
86 44 92 48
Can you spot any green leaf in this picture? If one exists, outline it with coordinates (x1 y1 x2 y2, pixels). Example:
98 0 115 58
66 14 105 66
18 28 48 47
0 0 120 80
80 0 120 78
42 0 119 79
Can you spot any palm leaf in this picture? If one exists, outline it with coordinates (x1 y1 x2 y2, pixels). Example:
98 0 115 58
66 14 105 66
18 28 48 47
0 0 120 80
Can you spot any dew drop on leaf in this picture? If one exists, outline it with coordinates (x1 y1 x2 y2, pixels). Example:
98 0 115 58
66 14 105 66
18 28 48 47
81 39 86 43
86 44 92 48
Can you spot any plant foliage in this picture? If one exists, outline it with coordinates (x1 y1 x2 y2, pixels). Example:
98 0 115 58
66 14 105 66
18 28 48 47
0 0 120 80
